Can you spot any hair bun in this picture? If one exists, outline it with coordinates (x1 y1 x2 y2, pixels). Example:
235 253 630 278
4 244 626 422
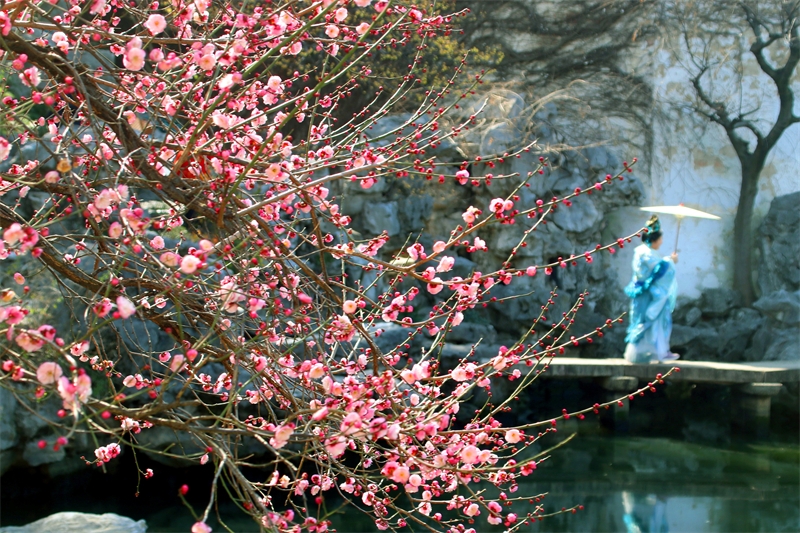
642 215 662 244
646 215 661 234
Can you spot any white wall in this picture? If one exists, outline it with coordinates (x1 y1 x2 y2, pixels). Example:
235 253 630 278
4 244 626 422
611 42 800 300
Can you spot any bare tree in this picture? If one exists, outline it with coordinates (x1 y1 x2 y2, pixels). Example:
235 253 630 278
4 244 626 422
458 0 799 306
664 0 800 305
455 0 660 163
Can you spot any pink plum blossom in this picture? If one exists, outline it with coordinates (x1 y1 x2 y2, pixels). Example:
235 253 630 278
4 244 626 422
464 503 480 517
191 522 212 533
505 429 523 443
144 14 167 35
108 222 123 239
150 236 165 250
94 442 121 463
0 137 9 161
180 254 202 274
325 25 340 38
116 296 136 319
37 362 63 385
124 47 146 71
270 423 294 449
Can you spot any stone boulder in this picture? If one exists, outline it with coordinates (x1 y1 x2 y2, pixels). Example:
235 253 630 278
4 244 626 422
741 290 800 362
441 322 497 345
437 343 503 365
0 513 147 533
0 388 18 475
670 325 721 361
753 290 800 326
362 201 400 236
746 326 800 361
672 305 765 362
715 308 765 360
369 322 413 354
698 288 743 318
758 191 800 295
551 196 602 235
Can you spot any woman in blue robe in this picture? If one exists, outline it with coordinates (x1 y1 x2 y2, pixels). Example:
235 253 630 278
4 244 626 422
624 215 680 363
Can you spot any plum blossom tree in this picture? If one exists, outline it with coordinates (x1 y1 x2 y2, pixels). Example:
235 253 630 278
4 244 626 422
0 0 672 531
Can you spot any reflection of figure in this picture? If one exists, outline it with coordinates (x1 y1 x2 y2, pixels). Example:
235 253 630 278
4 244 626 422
622 491 669 533
624 216 680 363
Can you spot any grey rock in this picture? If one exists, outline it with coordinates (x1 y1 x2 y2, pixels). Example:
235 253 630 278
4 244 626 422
397 193 433 232
730 307 766 331
758 191 800 295
699 288 742 318
568 308 607 339
117 316 174 355
364 113 417 140
17 397 61 440
340 193 366 217
442 322 497 345
436 343 502 364
716 323 754 361
362 202 400 236
0 388 18 452
533 221 575 257
0 512 147 533
612 173 645 202
438 343 475 362
369 322 412 355
748 326 800 361
672 326 720 360
488 278 539 324
481 122 522 154
682 307 765 361
584 146 609 171
427 134 463 160
551 197 601 234
450 256 479 279
766 329 800 361
135 426 203 467
22 439 65 467
461 90 526 124
493 227 539 257
684 307 702 327
753 290 800 325
670 324 702 348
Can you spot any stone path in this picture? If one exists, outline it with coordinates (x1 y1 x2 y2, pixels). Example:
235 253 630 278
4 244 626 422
531 358 800 384
514 357 800 434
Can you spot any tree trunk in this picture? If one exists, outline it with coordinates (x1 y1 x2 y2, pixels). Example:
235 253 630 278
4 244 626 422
733 162 762 306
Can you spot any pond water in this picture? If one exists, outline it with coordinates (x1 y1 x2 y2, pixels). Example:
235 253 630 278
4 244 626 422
1 433 797 532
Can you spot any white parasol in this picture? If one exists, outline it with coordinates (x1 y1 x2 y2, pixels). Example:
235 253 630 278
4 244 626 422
640 204 721 253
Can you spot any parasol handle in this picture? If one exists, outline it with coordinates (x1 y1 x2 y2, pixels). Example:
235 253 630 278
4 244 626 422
674 216 682 255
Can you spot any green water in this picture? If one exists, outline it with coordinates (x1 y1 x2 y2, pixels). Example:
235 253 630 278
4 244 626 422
2 435 798 532
315 436 800 533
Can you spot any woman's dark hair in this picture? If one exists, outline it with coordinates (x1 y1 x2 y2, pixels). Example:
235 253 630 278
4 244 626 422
642 215 662 244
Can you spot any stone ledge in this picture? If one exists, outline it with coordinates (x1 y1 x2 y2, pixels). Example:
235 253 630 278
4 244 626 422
600 376 639 391
482 357 800 384
737 383 784 396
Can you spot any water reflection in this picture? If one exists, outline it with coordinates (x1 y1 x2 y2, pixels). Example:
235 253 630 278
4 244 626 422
1 435 797 532
621 492 668 533
504 436 800 533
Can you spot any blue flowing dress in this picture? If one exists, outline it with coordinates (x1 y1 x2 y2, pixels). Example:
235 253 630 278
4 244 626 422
624 244 677 363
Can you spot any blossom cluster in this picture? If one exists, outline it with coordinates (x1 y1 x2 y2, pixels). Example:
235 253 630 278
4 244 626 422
0 1 666 532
